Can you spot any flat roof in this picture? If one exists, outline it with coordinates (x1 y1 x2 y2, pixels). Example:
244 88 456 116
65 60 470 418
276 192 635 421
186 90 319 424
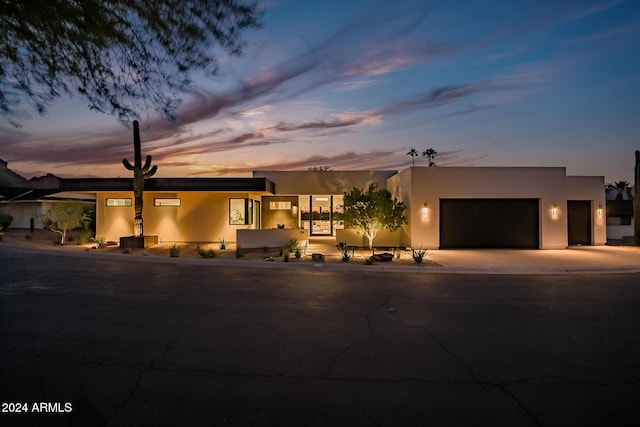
61 178 276 193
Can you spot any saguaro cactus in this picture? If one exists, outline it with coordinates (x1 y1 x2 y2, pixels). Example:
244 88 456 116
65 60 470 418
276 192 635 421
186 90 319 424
123 120 157 237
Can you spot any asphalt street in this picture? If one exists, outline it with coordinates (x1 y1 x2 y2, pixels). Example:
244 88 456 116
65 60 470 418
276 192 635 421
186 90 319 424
1 246 639 426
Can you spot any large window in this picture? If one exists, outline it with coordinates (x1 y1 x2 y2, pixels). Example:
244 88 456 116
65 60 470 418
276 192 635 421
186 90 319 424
229 198 254 225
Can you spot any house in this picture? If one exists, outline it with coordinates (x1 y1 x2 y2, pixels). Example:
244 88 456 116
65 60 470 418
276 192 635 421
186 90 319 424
59 166 606 249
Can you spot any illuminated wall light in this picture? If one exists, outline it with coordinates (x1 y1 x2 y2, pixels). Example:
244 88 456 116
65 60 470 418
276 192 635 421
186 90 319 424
291 204 298 215
422 202 428 215
551 204 558 219
597 205 603 216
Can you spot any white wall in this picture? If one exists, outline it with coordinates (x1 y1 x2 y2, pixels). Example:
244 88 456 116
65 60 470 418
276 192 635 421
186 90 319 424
253 170 396 194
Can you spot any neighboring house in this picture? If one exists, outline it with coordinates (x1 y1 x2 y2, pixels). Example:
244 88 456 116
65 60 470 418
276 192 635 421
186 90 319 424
606 200 634 244
1 159 96 230
0 187 95 229
60 166 606 249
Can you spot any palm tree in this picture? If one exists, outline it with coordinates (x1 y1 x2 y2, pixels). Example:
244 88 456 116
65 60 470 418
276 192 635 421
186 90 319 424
606 180 632 200
406 148 419 166
422 147 437 167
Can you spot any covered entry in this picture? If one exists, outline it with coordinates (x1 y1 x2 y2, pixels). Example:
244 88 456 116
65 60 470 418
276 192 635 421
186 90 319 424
440 199 540 249
567 200 592 245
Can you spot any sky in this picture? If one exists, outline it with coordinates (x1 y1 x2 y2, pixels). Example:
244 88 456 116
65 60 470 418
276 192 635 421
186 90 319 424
1 0 639 184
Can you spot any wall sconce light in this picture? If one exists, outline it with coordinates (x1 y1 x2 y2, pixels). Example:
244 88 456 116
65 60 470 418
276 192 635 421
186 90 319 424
291 204 298 215
422 202 428 215
597 205 603 216
551 204 558 218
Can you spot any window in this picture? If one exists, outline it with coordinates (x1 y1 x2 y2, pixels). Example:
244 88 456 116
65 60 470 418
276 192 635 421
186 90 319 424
230 199 253 225
106 198 131 207
269 201 292 210
154 198 181 207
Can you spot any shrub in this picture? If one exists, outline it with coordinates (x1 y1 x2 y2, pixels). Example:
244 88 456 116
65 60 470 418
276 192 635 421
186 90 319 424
364 257 375 265
197 246 216 259
295 247 301 259
412 247 427 264
342 247 352 263
218 237 228 250
0 211 13 231
236 246 244 258
286 238 299 253
95 236 107 249
284 253 289 262
169 244 180 257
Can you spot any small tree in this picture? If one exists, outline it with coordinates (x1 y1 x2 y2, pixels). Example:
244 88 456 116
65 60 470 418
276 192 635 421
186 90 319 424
342 183 407 253
0 211 13 231
41 203 86 245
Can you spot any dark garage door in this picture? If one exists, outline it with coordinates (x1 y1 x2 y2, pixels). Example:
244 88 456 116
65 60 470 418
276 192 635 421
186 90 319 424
440 199 539 249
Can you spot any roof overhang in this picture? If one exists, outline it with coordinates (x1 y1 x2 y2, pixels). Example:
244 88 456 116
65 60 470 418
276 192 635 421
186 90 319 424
61 178 276 194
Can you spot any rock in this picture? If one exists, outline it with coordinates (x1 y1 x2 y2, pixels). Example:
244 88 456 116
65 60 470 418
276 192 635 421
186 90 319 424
311 253 325 262
371 252 394 262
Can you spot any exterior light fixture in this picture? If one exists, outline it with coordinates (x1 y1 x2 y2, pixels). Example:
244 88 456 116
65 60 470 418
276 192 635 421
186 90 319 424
597 205 603 216
551 204 558 218
422 202 428 215
291 204 298 215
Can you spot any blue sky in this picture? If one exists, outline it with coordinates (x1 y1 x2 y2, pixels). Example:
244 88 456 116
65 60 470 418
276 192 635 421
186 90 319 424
1 0 639 183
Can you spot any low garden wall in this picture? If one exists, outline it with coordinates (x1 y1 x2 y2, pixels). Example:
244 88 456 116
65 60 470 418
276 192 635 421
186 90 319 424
335 229 404 248
236 228 309 248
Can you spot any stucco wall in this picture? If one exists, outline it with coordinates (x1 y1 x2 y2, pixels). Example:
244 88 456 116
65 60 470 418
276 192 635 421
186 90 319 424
95 192 258 243
253 170 397 194
566 176 606 245
390 167 574 249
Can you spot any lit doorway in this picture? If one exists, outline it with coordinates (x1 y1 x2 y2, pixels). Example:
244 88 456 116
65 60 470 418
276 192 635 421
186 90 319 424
299 195 344 236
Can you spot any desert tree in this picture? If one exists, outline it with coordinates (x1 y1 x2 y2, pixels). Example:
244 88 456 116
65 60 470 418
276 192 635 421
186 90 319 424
342 183 407 253
1 0 262 125
41 202 87 245
606 180 632 201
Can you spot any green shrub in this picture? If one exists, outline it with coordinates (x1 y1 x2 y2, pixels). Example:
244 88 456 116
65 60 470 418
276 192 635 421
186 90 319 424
95 236 107 249
169 244 180 257
286 238 299 253
0 211 13 231
341 246 353 262
364 257 374 265
236 246 244 258
197 246 216 259
218 237 228 250
412 247 427 264
295 247 301 259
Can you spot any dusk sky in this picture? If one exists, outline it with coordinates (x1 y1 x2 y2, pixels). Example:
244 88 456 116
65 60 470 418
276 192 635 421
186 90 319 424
1 0 639 183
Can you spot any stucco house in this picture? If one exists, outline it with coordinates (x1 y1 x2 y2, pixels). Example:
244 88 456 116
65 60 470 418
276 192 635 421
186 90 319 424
60 166 606 249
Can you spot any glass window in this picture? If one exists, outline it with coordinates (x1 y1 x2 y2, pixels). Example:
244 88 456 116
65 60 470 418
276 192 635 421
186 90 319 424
269 201 292 210
106 198 131 207
229 199 254 225
154 198 181 207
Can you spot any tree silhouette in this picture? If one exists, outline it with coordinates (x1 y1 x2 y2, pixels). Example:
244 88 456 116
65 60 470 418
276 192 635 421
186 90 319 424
606 180 631 201
406 148 419 166
1 0 261 125
422 148 437 166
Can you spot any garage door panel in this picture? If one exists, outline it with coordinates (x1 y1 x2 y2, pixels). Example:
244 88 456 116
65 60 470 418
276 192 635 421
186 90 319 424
440 199 539 249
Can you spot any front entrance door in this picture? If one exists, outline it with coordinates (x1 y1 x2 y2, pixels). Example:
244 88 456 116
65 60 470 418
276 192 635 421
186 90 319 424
568 200 592 245
311 195 332 235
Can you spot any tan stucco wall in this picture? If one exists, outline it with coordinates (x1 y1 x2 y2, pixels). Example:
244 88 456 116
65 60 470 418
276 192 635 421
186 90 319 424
261 196 299 229
253 170 397 194
95 192 259 243
389 167 582 249
566 176 606 245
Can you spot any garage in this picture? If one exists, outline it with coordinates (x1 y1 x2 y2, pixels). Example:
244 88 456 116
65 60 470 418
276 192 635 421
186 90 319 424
440 199 540 249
